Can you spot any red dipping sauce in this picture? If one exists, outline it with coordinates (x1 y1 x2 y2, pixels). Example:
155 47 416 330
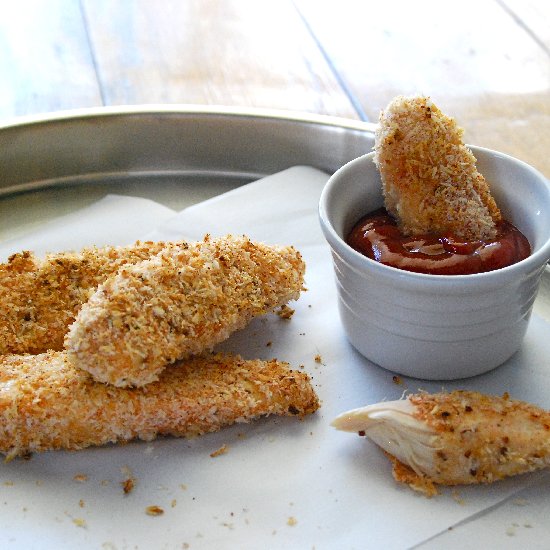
347 208 531 275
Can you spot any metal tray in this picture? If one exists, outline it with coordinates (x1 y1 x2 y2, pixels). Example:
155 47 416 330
0 106 376 237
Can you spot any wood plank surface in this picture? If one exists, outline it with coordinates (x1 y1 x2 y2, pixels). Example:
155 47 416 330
295 0 550 177
0 0 548 177
80 0 359 118
0 0 102 121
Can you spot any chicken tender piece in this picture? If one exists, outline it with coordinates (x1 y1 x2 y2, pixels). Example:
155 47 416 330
374 95 501 241
65 235 305 388
0 350 319 459
333 390 550 497
0 241 180 355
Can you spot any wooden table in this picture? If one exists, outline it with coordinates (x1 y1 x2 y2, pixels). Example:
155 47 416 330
1 0 549 177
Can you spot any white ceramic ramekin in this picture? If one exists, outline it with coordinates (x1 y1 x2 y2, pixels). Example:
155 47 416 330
319 147 550 380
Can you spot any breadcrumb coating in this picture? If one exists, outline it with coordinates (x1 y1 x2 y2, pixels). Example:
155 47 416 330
0 351 319 459
405 391 550 491
374 95 501 241
65 235 305 388
0 241 179 355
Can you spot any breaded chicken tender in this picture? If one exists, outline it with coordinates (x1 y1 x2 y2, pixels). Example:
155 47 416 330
333 390 550 497
374 95 501 241
0 351 319 459
65 235 305 388
0 241 180 355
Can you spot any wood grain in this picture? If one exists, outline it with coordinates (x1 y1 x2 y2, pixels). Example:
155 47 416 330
0 0 102 121
80 0 359 118
295 0 550 177
0 0 548 177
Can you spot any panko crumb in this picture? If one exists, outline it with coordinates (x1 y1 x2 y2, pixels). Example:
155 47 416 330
145 505 164 516
392 375 403 385
287 516 298 526
73 517 87 528
451 489 465 505
121 477 135 494
210 444 229 458
314 354 322 364
277 305 295 320
73 474 88 483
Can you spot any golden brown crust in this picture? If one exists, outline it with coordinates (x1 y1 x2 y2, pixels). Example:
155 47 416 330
409 391 550 486
0 241 180 355
65 235 306 388
385 453 438 497
0 350 319 458
374 95 501 240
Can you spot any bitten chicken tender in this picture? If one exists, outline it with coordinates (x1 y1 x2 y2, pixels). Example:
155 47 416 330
0 241 180 355
333 390 550 497
0 351 319 459
374 95 501 241
65 235 305 388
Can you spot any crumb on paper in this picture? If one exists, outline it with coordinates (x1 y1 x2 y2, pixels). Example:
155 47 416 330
146 505 164 516
73 474 88 483
79 499 85 508
451 489 465 505
171 499 177 508
121 477 135 494
314 354 322 364
392 375 403 385
73 517 87 528
180 483 187 491
210 444 229 458
277 305 295 320
266 341 272 347
506 526 516 537
3 481 14 486
513 498 529 506
287 516 298 526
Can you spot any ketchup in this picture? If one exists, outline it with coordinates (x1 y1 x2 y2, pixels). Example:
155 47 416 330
347 208 530 275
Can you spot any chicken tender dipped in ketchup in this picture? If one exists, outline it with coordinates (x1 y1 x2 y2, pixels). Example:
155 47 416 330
347 96 530 275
